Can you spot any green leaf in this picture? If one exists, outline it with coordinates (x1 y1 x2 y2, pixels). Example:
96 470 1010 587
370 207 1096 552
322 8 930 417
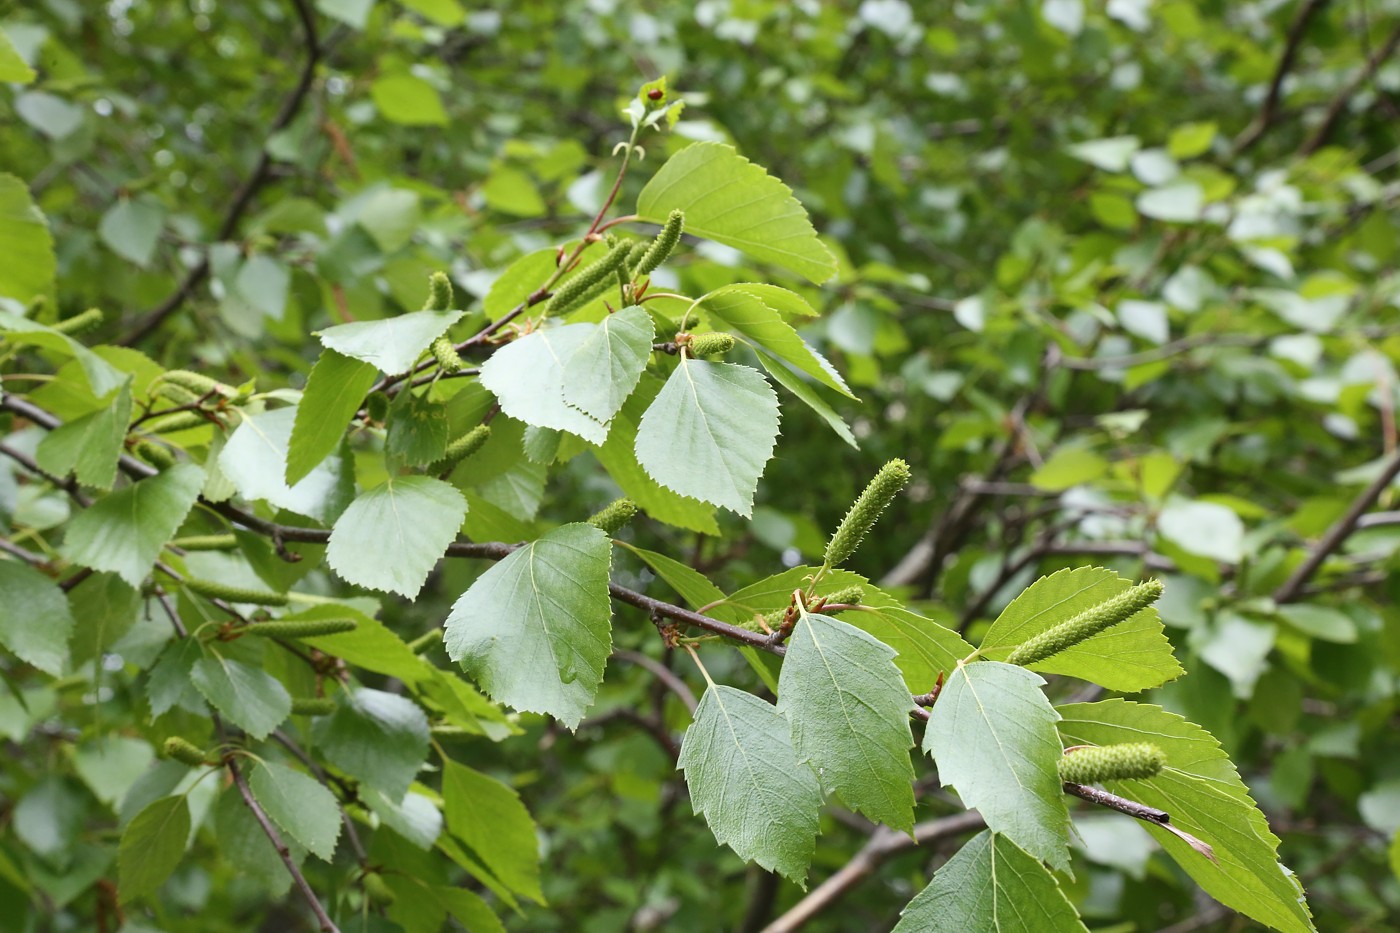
593 375 719 534
1275 604 1357 644
118 796 190 903
72 736 154 808
700 286 854 398
0 28 36 83
0 173 55 304
478 322 610 444
1158 498 1244 563
313 687 429 800
249 761 341 861
678 685 822 884
635 359 779 517
327 475 467 598
386 388 450 467
213 790 295 895
0 562 73 675
68 572 142 669
219 407 353 524
1059 699 1315 933
1029 446 1109 491
191 653 292 740
843 591 973 694
636 142 837 284
483 247 557 319
316 0 374 29
443 760 544 903
777 612 915 831
358 188 422 253
753 347 857 448
559 305 654 423
316 309 465 375
60 462 204 588
35 380 132 490
924 662 1072 872
0 310 125 396
286 349 378 486
146 637 206 718
482 164 547 217
980 568 1183 693
444 523 612 730
98 199 165 268
617 542 726 609
371 73 449 126
364 787 442 850
292 605 432 685
892 830 1089 933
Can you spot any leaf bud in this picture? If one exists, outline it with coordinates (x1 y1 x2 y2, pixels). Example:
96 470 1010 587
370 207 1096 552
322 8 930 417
1059 743 1165 784
242 618 359 639
635 210 684 276
587 498 638 536
1006 579 1164 667
823 459 912 568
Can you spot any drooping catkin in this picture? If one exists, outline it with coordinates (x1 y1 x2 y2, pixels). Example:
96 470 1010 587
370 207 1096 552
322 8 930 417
51 308 104 336
823 459 912 568
408 628 443 655
163 737 210 767
183 578 289 607
635 210 684 276
133 440 176 470
242 618 358 639
170 534 238 551
587 498 638 536
1059 743 1165 784
545 242 631 316
1006 580 1164 667
433 424 490 474
686 333 735 357
154 370 222 396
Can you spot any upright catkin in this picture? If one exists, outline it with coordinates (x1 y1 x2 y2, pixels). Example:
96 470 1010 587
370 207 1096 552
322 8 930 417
1059 743 1165 784
587 498 638 535
433 425 491 474
823 459 912 567
545 241 631 316
1006 579 1164 667
635 209 684 276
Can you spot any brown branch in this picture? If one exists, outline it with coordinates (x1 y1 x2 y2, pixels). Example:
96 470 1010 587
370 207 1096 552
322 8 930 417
119 0 321 345
613 649 698 714
1232 0 1333 155
0 536 46 566
1060 333 1263 371
1063 782 1168 824
1273 450 1400 603
1301 21 1400 156
761 812 987 932
227 754 341 932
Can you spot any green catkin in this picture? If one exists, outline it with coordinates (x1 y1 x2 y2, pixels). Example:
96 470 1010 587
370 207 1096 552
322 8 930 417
184 578 289 607
1059 743 1165 784
823 459 913 568
290 697 337 716
1006 579 1165 667
687 333 735 357
50 308 103 336
170 534 238 551
587 498 638 535
163 737 209 767
148 411 212 434
635 209 684 276
154 382 201 405
243 618 358 639
433 424 491 473
424 271 453 311
817 585 866 608
545 242 631 316
408 628 443 655
154 369 222 396
430 335 463 372
133 440 176 470
365 391 391 423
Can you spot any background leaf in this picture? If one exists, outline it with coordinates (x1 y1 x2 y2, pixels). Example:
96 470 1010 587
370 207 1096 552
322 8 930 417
191 654 292 740
118 795 189 903
249 761 342 861
313 687 429 801
326 475 467 598
287 349 379 486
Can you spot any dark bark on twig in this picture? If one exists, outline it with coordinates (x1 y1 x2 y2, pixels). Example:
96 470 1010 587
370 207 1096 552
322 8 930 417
119 0 321 345
1232 0 1332 155
1301 21 1400 156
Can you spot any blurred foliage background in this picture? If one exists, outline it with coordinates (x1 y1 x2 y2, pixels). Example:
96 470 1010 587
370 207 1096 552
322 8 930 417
4 0 1400 930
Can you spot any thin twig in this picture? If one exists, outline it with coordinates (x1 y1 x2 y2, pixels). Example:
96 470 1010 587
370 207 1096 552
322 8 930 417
1232 0 1332 155
1273 449 1400 602
1301 21 1400 155
0 536 46 566
613 649 698 714
119 0 321 345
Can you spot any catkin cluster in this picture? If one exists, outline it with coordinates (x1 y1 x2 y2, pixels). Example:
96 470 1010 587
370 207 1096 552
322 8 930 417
1006 579 1164 667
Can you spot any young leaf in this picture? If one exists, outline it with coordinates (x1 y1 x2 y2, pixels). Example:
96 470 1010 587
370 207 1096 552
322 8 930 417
315 308 465 375
478 322 609 443
1059 699 1316 933
924 662 1072 872
118 795 190 903
678 685 821 884
386 388 450 468
980 568 1183 693
699 286 854 398
558 305 654 423
753 347 857 448
444 523 612 730
892 831 1090 933
442 759 544 903
0 561 74 676
61 461 204 587
636 142 837 284
326 475 467 598
777 612 916 832
35 380 133 489
219 407 353 524
312 687 429 801
634 359 779 517
286 349 378 486
190 654 293 741
249 761 342 861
